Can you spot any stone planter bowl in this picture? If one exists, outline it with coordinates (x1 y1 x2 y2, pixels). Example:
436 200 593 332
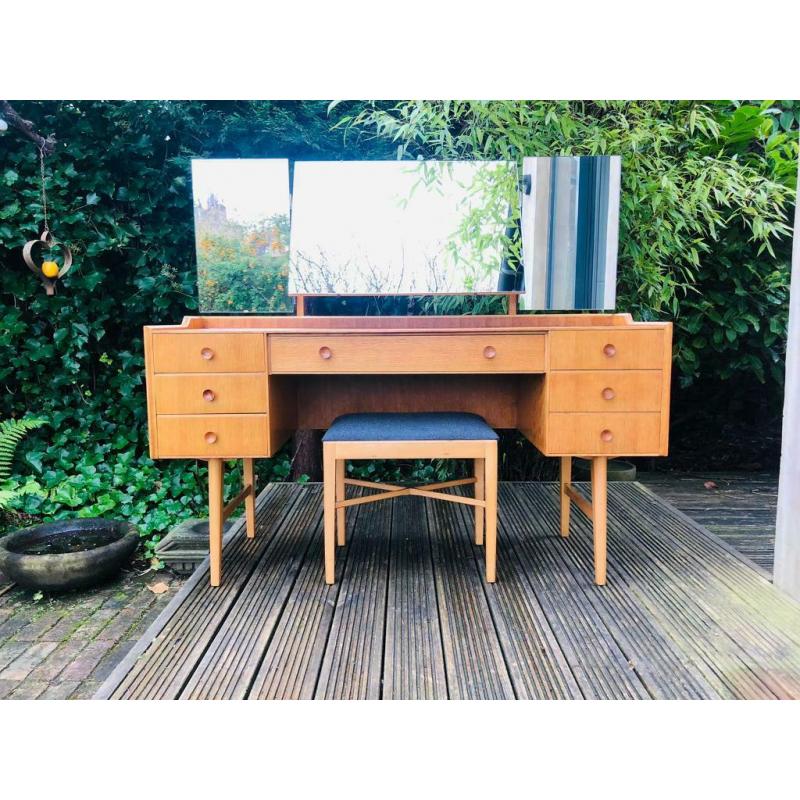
0 519 139 592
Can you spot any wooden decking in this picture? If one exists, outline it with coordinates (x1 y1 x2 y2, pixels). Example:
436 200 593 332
96 481 800 700
641 471 778 573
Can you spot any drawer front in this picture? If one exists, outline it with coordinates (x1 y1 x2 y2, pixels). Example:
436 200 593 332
548 371 662 413
153 374 267 415
547 412 661 455
152 333 265 373
269 334 545 374
549 329 664 370
156 414 269 458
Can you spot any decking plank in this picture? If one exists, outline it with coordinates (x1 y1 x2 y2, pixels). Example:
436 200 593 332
180 485 322 699
427 498 515 700
602 486 800 698
509 484 718 699
383 497 448 700
314 497 392 699
249 491 363 700
95 481 800 702
104 484 299 700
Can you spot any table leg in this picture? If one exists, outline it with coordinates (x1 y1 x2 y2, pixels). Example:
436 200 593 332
474 457 485 546
208 458 224 587
336 458 346 546
243 458 256 539
485 443 498 583
323 444 336 584
560 456 572 537
591 456 608 586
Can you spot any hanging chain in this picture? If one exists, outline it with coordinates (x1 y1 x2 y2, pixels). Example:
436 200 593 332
39 146 49 235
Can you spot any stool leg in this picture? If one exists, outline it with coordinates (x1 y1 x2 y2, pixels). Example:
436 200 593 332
323 444 336 584
474 457 485 546
560 456 571 537
484 443 498 583
208 458 224 587
591 456 608 586
243 458 256 539
336 458 346 546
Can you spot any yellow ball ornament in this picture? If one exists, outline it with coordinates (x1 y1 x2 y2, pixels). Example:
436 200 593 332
41 260 59 279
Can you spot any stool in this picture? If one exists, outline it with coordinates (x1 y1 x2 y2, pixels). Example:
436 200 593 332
322 412 499 585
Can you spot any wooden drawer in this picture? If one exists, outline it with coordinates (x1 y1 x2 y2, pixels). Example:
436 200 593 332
153 374 267 414
156 414 269 458
152 333 265 373
548 371 662 413
269 334 545 374
549 329 664 370
547 412 661 455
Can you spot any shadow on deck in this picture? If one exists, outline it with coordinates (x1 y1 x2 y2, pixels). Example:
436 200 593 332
96 482 800 700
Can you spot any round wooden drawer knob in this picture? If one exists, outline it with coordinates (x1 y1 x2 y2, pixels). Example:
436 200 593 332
600 429 614 443
601 387 615 401
483 345 497 360
603 343 617 358
204 432 218 444
203 389 216 402
319 346 333 360
201 347 215 361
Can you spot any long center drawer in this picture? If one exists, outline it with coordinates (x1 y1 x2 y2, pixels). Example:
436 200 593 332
269 334 546 374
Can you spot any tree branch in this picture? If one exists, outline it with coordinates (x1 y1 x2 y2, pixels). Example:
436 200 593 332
0 101 56 155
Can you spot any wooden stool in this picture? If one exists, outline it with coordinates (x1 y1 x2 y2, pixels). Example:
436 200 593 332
322 412 498 585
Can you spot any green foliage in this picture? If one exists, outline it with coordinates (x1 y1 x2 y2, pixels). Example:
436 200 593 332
0 416 45 479
196 213 290 312
0 416 46 511
342 100 798 389
0 101 391 548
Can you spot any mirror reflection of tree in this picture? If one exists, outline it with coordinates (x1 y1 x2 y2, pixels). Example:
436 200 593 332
195 201 291 313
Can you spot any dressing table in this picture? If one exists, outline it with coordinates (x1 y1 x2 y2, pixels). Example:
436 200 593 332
143 308 672 585
151 154 672 586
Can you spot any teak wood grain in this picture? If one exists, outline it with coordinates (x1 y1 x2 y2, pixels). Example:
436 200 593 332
141 313 673 587
549 329 665 370
156 414 270 458
153 373 268 414
548 370 662 413
269 333 546 374
547 412 662 456
152 331 266 373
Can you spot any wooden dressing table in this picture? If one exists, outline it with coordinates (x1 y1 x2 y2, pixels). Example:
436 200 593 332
143 310 672 586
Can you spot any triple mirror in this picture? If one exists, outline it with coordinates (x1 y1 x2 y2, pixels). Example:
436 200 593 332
191 155 621 312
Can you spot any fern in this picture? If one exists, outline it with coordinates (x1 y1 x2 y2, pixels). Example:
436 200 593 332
0 417 46 482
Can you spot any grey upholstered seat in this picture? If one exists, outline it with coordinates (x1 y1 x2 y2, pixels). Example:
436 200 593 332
322 412 498 442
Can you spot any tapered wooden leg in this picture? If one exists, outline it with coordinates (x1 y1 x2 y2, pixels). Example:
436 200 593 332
323 444 336 584
474 457 485 546
591 456 608 586
560 456 572 537
208 458 224 587
243 458 256 539
484 443 498 583
336 458 346 546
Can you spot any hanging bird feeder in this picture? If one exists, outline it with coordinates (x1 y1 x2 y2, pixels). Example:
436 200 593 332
21 147 73 295
23 229 73 295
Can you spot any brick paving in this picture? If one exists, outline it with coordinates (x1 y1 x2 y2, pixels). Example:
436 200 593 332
0 566 183 700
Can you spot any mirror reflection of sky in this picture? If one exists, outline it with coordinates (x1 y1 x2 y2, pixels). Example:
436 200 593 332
191 159 289 226
288 161 512 294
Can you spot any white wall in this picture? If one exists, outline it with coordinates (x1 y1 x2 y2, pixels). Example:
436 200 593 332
773 162 800 599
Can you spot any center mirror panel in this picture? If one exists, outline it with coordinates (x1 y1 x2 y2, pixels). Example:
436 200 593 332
288 160 520 295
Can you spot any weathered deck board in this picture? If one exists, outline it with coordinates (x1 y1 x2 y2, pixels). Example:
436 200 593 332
427 498 514 699
641 472 777 573
97 482 800 701
383 497 448 700
314 497 392 699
